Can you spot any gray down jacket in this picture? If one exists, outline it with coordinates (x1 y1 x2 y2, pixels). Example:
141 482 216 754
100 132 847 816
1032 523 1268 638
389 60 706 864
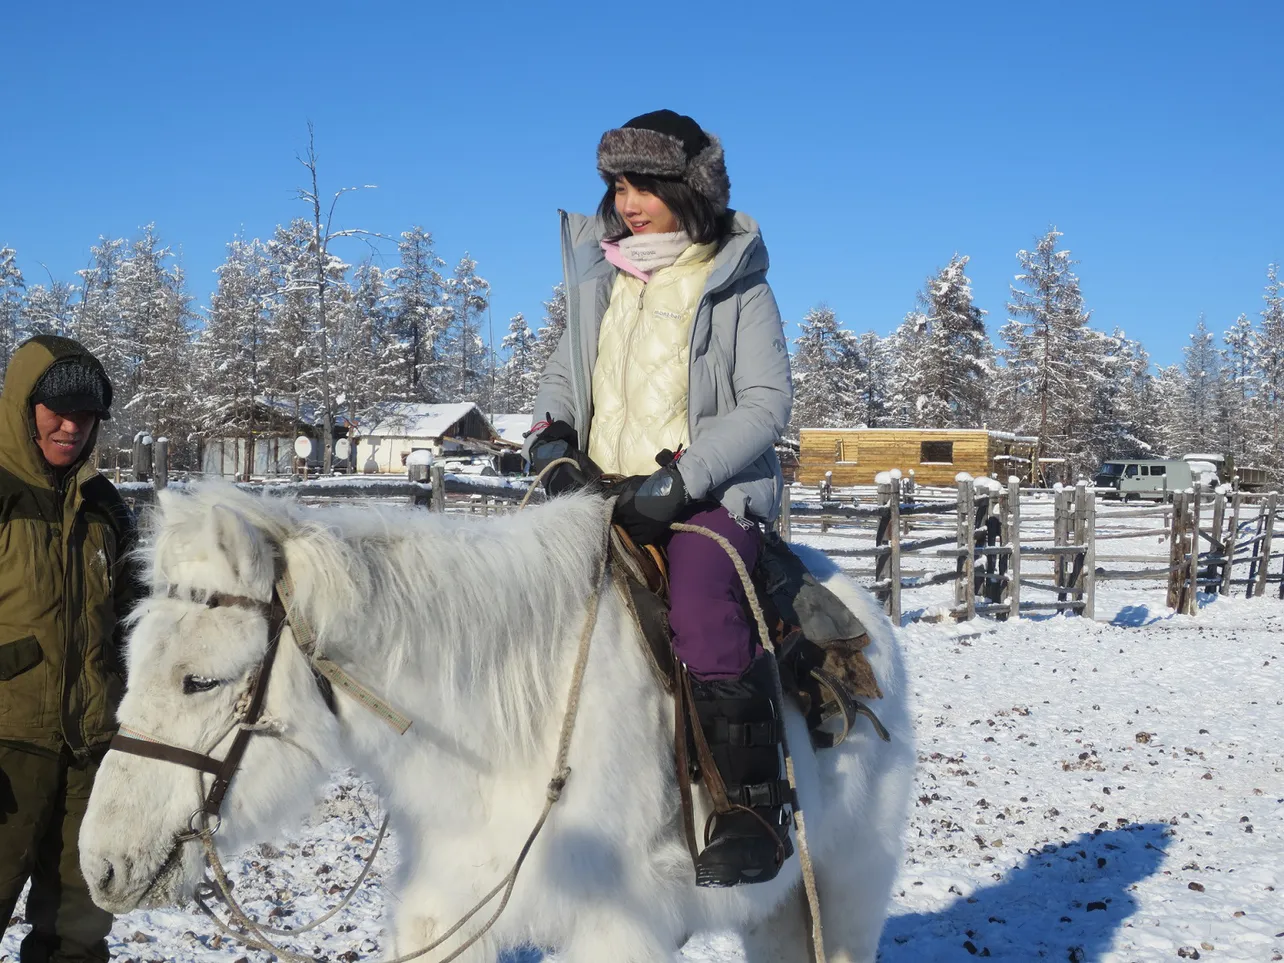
529 210 793 522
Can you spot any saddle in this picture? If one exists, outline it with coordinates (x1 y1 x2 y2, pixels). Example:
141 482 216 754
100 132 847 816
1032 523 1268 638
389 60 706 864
609 526 890 751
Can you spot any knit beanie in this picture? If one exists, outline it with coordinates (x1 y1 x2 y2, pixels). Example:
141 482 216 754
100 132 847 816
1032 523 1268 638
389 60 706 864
31 357 113 419
597 110 731 216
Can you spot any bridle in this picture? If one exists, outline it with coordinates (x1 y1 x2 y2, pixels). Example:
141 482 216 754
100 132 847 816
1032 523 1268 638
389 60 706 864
107 582 334 842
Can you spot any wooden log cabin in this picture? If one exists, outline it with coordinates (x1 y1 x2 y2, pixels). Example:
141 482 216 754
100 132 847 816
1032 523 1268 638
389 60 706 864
797 428 1039 487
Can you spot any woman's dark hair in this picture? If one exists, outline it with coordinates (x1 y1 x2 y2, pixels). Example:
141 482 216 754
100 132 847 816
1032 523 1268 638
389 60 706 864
598 172 731 245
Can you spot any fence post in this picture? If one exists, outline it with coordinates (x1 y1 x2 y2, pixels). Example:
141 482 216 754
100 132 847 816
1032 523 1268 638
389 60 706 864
875 478 891 613
1167 492 1188 612
1073 481 1090 615
153 438 169 492
956 475 975 621
1210 487 1226 571
430 443 446 513
1084 483 1096 620
1054 487 1069 613
889 475 902 625
1189 482 1203 607
779 486 792 543
1008 477 1022 620
1256 492 1278 599
1220 490 1242 596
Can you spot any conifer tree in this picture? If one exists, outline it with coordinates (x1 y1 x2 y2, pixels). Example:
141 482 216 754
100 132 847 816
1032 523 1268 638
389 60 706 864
0 248 25 376
495 312 539 413
791 305 861 430
388 226 447 400
440 254 490 404
902 255 991 428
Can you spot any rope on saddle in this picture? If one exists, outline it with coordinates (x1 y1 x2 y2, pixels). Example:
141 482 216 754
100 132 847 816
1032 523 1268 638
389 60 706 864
669 521 828 963
196 544 612 963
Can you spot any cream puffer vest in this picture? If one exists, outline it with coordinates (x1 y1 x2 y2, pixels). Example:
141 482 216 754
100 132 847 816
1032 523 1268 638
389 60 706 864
588 242 717 476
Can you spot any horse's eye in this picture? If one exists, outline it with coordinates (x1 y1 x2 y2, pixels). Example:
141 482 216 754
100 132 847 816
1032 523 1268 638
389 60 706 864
182 675 221 694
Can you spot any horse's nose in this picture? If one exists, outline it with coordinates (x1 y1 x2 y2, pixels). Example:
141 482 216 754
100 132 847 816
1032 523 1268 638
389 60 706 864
85 855 117 899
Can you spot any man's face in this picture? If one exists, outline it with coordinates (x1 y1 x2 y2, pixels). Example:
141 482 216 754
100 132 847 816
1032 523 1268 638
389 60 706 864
33 403 96 469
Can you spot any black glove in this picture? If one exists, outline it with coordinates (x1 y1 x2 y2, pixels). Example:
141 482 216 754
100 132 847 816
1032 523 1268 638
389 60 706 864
611 451 689 545
526 416 601 497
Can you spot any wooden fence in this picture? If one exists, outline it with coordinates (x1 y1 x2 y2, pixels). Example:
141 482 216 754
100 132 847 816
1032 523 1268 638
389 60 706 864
779 476 1282 623
117 455 1282 625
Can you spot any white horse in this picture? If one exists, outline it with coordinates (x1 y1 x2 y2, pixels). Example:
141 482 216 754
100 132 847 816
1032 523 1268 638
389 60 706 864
80 484 915 963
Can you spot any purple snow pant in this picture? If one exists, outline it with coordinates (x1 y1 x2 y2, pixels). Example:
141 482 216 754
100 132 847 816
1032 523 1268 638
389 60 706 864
667 504 763 681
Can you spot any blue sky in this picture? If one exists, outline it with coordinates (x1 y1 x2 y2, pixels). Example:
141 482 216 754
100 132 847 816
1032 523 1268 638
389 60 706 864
3 1 1281 367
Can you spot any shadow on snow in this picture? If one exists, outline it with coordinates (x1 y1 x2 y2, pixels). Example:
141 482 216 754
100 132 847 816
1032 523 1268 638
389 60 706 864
500 823 1169 962
879 822 1171 962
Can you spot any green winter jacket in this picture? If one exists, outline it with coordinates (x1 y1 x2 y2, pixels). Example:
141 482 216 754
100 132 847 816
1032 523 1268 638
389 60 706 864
0 336 139 755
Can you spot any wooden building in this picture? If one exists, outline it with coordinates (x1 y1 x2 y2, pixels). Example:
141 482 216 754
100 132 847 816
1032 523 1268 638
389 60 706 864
797 428 1039 487
356 402 500 474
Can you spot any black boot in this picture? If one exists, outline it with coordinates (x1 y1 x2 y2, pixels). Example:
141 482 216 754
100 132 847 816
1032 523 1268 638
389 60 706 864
689 656 794 888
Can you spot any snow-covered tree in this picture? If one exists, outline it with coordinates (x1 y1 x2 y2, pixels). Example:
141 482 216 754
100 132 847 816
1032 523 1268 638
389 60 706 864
495 312 539 413
999 228 1110 475
1255 263 1284 478
1178 316 1221 453
117 225 196 453
1221 313 1258 465
528 284 567 392
900 255 991 428
439 254 490 404
73 237 130 412
350 261 403 417
22 279 76 339
0 247 25 376
387 226 447 400
199 237 275 477
790 305 862 430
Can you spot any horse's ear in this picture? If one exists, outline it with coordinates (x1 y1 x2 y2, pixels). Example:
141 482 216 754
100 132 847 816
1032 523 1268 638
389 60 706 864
208 504 273 592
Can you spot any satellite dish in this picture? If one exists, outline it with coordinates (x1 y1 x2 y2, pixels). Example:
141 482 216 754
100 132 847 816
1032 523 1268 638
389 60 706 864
335 438 351 460
294 436 313 459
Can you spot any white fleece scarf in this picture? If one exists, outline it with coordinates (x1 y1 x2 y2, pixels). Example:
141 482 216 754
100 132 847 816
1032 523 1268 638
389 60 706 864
617 231 692 274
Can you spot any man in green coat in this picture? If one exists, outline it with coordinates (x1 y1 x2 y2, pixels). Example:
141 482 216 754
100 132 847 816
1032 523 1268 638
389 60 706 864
0 336 141 962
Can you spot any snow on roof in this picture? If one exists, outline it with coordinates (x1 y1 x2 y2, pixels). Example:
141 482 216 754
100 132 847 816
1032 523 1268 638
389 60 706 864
363 402 485 440
487 413 533 447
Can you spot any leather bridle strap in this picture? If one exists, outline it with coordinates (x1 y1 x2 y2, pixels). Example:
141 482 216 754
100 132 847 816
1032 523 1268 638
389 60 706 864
108 733 223 776
202 632 281 818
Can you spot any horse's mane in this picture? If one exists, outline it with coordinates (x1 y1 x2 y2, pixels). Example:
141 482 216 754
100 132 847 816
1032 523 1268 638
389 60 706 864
149 484 615 757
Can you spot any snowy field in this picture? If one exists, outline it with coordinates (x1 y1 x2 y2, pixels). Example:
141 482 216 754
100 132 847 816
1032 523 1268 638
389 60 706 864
4 500 1282 962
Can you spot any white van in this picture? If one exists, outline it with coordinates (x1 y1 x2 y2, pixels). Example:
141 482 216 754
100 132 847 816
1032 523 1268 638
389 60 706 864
1093 459 1195 500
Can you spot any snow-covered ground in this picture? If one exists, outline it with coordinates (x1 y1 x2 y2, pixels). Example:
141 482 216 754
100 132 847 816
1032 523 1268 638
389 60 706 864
5 502 1281 962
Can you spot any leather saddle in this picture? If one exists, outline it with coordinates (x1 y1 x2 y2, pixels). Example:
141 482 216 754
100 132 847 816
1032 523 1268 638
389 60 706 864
609 526 890 749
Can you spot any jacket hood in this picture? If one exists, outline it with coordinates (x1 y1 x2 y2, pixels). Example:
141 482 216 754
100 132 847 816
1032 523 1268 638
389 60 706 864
0 336 109 490
563 210 769 291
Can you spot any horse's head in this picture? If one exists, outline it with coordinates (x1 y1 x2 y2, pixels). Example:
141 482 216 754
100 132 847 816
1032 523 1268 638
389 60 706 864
81 485 339 912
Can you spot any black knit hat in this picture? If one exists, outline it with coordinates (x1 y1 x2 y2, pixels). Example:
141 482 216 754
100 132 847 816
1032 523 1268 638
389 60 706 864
597 110 731 216
31 357 113 419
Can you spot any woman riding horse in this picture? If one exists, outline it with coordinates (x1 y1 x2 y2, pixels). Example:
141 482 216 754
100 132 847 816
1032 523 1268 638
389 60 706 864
525 109 794 888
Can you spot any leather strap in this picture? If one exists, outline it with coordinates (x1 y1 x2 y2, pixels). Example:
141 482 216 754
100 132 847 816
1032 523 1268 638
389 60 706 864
109 733 221 776
681 669 732 815
672 664 701 864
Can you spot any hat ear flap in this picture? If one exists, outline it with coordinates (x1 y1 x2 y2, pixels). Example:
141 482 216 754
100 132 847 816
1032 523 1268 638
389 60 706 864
684 136 730 216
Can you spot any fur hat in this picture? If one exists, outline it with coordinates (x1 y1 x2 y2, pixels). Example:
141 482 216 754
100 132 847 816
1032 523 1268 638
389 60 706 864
31 357 113 419
597 110 731 215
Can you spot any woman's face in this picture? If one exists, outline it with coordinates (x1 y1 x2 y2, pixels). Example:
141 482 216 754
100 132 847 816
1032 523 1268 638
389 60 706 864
614 176 680 235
